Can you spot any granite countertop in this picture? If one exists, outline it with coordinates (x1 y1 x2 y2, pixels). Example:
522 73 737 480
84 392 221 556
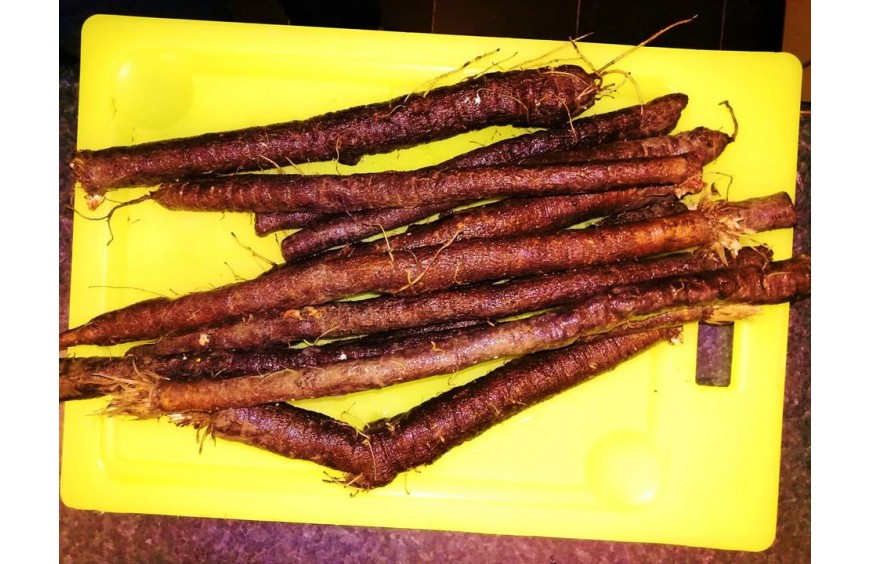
58 62 810 562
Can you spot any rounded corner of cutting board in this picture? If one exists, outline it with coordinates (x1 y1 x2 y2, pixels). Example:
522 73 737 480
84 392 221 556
80 13 114 37
743 522 779 553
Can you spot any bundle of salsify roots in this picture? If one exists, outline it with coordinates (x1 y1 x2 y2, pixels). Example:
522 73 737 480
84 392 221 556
61 63 810 489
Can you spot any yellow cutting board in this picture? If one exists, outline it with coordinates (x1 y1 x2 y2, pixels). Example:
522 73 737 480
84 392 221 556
61 14 802 551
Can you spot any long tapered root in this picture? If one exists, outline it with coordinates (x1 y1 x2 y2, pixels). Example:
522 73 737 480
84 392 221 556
58 193 796 350
99 254 810 418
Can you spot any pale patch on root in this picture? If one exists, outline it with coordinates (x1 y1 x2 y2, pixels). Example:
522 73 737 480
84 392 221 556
705 304 761 325
71 371 134 398
707 202 757 264
689 190 756 264
675 176 707 198
101 369 167 419
667 330 684 346
85 193 105 211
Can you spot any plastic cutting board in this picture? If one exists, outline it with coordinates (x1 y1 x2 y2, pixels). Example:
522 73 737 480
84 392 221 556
61 14 802 551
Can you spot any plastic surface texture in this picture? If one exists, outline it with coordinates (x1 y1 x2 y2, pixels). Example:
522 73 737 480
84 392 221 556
61 15 802 551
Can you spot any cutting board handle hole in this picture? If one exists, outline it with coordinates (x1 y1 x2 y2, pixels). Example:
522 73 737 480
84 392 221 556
694 323 734 387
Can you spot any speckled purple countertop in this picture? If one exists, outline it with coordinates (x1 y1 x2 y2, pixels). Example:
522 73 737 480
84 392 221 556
58 62 810 563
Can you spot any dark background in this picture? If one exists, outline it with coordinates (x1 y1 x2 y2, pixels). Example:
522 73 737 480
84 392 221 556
60 0 790 59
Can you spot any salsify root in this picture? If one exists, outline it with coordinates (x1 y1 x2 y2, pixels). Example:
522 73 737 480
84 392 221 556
252 92 690 237
278 202 454 262
175 328 680 489
59 192 797 350
72 65 601 197
61 304 759 404
520 126 734 167
60 320 485 402
254 210 325 234
441 92 689 168
147 155 703 214
131 246 770 357
104 254 810 417
590 193 688 228
304 184 696 263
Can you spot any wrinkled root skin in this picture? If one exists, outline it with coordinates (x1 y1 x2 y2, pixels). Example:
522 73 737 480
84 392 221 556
73 65 600 193
129 254 808 415
59 193 796 350
199 328 678 489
